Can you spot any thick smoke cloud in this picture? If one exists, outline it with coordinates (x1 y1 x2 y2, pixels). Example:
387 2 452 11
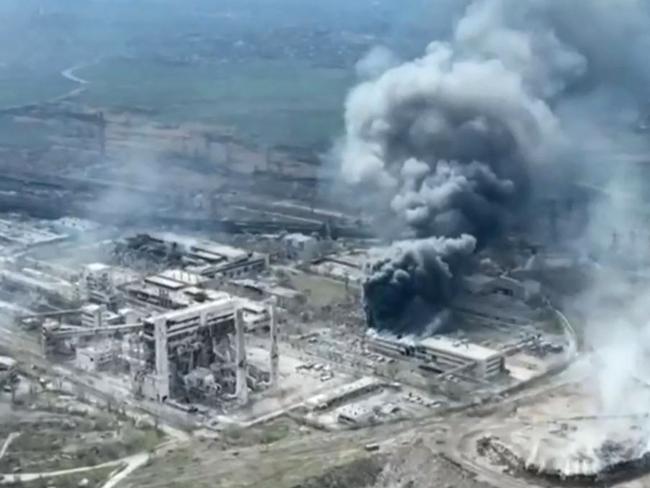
340 0 650 335
364 234 476 335
355 46 400 81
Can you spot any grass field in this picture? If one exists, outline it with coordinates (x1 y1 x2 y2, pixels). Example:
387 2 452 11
78 57 353 148
0 67 75 109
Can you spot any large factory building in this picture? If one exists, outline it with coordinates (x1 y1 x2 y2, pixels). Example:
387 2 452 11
141 297 239 401
368 334 504 380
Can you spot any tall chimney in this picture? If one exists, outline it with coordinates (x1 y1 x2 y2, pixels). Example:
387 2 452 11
235 308 248 405
268 300 279 389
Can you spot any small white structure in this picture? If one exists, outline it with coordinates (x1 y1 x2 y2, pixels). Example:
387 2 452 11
76 345 116 372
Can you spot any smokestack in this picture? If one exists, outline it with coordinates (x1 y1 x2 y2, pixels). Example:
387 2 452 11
235 308 248 405
268 300 279 389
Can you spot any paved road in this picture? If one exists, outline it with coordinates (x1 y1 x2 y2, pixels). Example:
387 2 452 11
0 454 129 485
0 433 19 462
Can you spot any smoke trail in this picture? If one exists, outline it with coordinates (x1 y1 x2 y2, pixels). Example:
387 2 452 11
340 0 650 334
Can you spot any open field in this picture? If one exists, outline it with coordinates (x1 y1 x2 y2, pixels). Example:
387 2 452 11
0 386 165 475
0 67 75 109
77 58 353 148
2 465 118 488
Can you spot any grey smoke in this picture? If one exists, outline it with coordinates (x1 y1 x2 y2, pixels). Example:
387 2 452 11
355 46 400 81
341 0 650 335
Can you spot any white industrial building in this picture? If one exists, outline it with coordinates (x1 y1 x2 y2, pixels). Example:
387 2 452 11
367 334 504 380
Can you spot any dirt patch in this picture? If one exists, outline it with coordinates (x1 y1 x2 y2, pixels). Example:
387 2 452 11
291 456 385 488
370 442 493 488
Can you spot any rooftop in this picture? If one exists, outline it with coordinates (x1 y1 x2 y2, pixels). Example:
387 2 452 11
85 262 111 273
418 335 500 361
191 242 249 262
283 233 317 244
147 296 235 323
158 269 206 286
144 274 187 291
0 356 17 369
230 278 302 299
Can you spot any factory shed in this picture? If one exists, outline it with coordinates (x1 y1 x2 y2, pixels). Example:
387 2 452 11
368 334 504 379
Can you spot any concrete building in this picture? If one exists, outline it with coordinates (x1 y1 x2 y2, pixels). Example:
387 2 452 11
144 269 207 292
309 250 370 286
76 344 117 372
229 278 305 309
80 304 134 329
141 298 239 402
368 334 504 380
133 234 269 279
82 263 118 306
123 282 192 310
237 298 270 331
283 233 320 262
306 377 383 411
183 241 268 279
416 336 504 379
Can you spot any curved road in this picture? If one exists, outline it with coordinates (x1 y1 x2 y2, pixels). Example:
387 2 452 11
53 61 96 102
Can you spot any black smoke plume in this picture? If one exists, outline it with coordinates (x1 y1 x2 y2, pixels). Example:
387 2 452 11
340 0 650 335
364 235 476 335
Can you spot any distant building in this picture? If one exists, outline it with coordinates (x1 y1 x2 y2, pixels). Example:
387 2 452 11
283 233 321 262
76 344 117 372
145 269 207 290
82 263 118 306
80 304 131 328
309 250 370 286
228 278 305 309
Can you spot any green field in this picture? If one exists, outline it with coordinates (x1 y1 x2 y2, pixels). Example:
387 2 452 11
78 57 354 148
0 67 75 109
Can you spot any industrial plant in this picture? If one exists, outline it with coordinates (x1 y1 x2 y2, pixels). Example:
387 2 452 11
2 1 650 488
